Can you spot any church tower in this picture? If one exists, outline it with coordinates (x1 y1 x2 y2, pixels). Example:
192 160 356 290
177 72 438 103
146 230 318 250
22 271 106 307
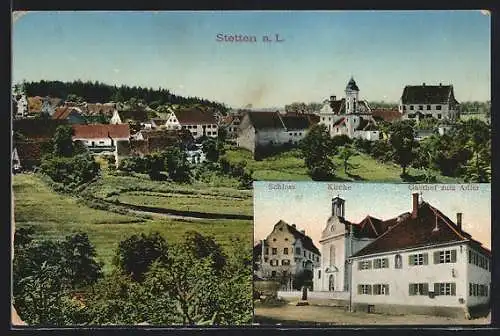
345 77 360 114
332 196 345 218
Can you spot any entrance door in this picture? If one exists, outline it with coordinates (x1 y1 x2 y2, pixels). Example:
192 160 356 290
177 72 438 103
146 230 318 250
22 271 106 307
329 274 335 291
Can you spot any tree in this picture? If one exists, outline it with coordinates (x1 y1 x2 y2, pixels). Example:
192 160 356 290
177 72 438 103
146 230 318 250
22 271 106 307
66 93 84 103
144 152 166 180
113 232 169 282
299 124 336 181
337 145 358 174
388 120 415 176
53 125 74 157
164 147 192 183
183 231 227 273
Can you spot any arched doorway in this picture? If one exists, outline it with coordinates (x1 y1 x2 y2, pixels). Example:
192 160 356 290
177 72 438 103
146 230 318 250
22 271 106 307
329 274 335 291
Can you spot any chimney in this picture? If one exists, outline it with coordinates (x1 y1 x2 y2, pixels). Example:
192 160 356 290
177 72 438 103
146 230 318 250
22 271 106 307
330 95 336 101
412 193 419 218
300 229 305 235
457 213 462 231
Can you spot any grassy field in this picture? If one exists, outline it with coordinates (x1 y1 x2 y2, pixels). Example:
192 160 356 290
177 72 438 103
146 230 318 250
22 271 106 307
13 173 253 274
223 148 461 183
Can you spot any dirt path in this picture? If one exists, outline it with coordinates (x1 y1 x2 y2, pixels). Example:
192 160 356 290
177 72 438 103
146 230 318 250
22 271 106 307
254 305 490 326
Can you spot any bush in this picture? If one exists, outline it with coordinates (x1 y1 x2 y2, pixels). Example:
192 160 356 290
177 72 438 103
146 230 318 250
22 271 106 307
39 153 100 189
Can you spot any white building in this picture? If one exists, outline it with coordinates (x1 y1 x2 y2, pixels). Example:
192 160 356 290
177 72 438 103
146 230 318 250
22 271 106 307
16 94 28 119
399 83 460 123
318 78 380 141
72 124 131 154
312 193 491 318
164 107 218 139
236 111 316 154
255 220 321 290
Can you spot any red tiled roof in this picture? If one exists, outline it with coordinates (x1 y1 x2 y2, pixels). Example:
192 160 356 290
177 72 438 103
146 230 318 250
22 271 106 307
72 124 130 139
371 108 402 122
52 107 81 120
352 201 473 257
173 107 217 125
85 103 117 116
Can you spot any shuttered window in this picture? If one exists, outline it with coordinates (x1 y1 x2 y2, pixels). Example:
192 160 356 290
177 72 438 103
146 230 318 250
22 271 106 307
409 253 427 266
435 249 457 264
358 260 372 270
409 283 429 296
435 282 456 296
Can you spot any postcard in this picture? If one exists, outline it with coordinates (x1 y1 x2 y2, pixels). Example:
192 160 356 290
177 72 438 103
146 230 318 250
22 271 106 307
253 182 491 325
10 10 491 327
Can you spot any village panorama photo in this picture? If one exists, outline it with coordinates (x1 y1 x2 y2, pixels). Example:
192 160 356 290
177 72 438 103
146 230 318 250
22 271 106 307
10 9 490 327
253 182 491 325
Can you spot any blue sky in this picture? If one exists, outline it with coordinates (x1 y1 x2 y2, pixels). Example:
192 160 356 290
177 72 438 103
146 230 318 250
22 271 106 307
254 182 491 250
12 10 490 108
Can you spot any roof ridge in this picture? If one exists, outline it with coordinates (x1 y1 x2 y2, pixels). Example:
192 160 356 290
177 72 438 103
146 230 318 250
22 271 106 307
426 203 467 241
352 211 409 257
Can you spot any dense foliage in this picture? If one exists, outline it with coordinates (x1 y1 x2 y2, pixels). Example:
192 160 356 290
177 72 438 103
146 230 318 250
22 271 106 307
22 80 228 113
299 124 337 180
13 228 253 326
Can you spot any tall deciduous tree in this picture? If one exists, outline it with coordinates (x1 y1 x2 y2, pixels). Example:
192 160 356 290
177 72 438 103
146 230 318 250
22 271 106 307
53 125 74 157
299 124 336 181
388 120 415 176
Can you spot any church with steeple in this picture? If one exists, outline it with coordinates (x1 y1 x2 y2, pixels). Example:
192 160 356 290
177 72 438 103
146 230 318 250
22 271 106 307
313 195 389 292
317 77 380 141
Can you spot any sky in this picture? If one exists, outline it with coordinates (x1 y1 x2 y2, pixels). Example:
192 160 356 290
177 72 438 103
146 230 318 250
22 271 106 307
12 10 491 108
253 182 491 250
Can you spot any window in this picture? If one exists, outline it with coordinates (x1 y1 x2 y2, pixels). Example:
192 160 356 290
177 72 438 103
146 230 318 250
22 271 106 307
270 259 278 266
296 247 301 255
403 105 406 111
192 132 197 136
284 248 289 255
436 105 442 110
470 283 489 297
435 250 456 264
294 133 298 136
264 257 268 262
206 131 211 136
409 253 428 266
358 260 372 270
289 133 293 136
374 258 389 269
282 259 290 266
437 114 442 119
284 238 288 241
272 248 277 255
435 282 456 296
374 284 390 295
427 105 431 110
304 251 306 257
271 271 276 277
410 105 414 110
299 133 302 136
265 248 269 255
318 270 321 279
419 105 423 110
409 283 429 296
273 238 277 242
395 254 402 269
358 284 372 295
99 141 105 144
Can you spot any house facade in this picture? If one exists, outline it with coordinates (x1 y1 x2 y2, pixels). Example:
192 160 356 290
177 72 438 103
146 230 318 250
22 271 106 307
15 94 28 119
164 107 218 139
312 193 490 318
72 124 130 154
399 83 460 123
318 78 380 141
236 111 313 154
255 220 321 290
